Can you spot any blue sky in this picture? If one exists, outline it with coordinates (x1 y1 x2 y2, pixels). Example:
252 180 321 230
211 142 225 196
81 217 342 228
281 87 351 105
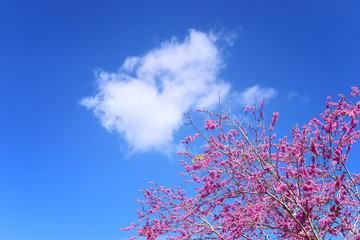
0 1 360 239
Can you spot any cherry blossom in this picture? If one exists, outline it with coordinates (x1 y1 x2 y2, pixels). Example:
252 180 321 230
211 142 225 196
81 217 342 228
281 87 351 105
123 88 360 239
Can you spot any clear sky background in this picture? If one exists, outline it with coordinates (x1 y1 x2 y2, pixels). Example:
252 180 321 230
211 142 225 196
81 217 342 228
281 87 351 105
1 1 360 239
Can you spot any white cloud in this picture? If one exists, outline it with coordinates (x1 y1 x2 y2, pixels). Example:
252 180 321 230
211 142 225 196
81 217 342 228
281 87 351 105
288 90 309 103
81 30 279 153
236 85 278 106
81 29 231 152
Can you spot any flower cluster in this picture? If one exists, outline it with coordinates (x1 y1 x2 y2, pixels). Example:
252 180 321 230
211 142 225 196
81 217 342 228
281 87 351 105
123 88 360 239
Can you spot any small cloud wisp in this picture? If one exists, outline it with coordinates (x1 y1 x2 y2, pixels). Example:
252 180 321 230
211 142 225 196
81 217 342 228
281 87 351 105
237 85 278 106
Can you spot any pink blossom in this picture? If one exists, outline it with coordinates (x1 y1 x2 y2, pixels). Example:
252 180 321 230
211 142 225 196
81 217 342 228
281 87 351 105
205 119 218 130
123 88 360 240
351 86 360 97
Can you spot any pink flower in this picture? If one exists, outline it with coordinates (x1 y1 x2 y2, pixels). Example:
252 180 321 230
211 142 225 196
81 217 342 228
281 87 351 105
269 112 279 131
125 88 360 240
205 120 218 130
350 86 360 97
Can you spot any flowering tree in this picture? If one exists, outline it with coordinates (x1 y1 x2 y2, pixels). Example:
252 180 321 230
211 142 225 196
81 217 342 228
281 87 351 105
122 87 360 240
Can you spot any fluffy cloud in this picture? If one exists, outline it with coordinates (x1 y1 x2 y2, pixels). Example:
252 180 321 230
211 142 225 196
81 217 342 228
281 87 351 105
81 30 278 153
81 30 231 152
